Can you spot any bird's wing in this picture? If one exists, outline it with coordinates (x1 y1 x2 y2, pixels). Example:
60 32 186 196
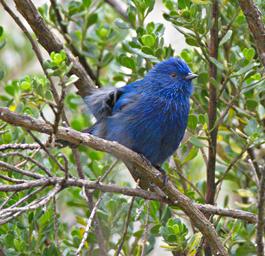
84 80 143 120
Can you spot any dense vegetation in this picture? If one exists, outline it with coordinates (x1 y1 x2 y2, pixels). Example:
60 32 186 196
0 0 264 255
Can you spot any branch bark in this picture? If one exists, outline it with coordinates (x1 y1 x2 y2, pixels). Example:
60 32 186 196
256 167 265 256
206 0 219 206
238 0 265 68
0 175 259 224
0 107 227 255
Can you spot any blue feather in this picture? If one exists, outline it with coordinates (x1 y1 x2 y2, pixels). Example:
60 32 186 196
85 57 196 165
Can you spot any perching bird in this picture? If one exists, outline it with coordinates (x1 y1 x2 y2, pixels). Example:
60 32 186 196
84 57 197 179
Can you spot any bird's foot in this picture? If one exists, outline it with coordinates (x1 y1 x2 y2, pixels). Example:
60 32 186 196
154 165 168 186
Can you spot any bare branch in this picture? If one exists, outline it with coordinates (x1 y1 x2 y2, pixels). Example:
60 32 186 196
115 196 135 256
72 148 108 256
75 197 103 256
141 200 150 256
0 107 236 255
0 152 52 177
0 160 43 179
206 0 219 206
0 175 259 223
256 167 265 256
0 143 39 151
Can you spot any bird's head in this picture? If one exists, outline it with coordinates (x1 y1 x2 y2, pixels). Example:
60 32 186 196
145 57 197 95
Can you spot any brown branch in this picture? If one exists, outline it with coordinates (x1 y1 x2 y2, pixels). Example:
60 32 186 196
141 200 150 256
206 0 219 207
0 160 43 179
0 184 62 219
0 143 39 151
115 196 135 256
0 108 232 255
12 0 96 97
247 148 261 178
256 167 265 256
0 152 52 177
0 192 17 210
238 0 265 67
0 175 258 223
75 197 103 256
72 148 108 256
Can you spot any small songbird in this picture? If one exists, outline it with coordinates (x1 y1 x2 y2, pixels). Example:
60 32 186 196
84 57 197 176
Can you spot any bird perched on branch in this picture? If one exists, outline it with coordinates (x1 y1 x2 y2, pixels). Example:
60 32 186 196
84 57 197 182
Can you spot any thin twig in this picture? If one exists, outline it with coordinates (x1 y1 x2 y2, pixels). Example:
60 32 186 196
0 143 39 151
0 192 17 210
75 197 103 256
72 148 108 256
28 130 66 173
115 196 136 256
0 160 43 179
0 152 52 177
53 197 61 253
256 167 265 256
0 176 259 223
141 201 150 256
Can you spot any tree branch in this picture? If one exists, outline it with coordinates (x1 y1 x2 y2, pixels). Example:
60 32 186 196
0 175 258 223
75 197 103 256
206 0 219 207
0 107 238 255
0 143 39 151
256 167 265 256
238 0 265 68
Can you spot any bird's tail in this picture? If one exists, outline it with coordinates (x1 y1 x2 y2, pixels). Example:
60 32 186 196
84 87 120 121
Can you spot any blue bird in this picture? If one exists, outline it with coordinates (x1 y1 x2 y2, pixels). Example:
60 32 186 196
84 57 197 178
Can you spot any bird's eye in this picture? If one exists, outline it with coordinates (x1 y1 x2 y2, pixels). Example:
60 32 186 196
170 72 177 78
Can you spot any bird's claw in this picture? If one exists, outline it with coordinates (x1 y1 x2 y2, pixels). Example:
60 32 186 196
155 165 168 187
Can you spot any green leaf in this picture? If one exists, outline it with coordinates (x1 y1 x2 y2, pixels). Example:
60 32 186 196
65 74 79 86
118 54 136 69
182 147 199 165
234 63 258 77
82 0 91 7
243 119 258 136
188 114 198 130
20 81 31 91
243 47 255 61
0 26 3 37
189 136 207 147
185 37 198 46
209 57 224 70
86 13 98 27
237 189 254 198
0 39 6 49
0 70 4 80
246 99 257 111
96 26 110 39
219 30 232 45
141 34 156 47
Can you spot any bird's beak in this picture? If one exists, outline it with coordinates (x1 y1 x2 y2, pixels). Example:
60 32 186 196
185 73 198 80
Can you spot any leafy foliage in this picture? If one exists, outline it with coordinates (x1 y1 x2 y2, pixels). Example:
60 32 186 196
0 0 264 255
